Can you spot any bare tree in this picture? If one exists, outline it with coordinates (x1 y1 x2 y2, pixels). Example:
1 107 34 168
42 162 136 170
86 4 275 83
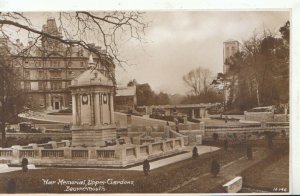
183 67 212 96
0 11 148 147
0 11 148 81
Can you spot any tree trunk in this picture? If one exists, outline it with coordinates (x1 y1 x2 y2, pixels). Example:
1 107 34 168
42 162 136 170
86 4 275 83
255 79 261 106
0 123 6 148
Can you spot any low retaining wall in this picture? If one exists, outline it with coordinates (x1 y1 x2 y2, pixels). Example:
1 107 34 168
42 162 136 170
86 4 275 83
1 133 71 141
244 111 274 122
244 111 289 122
0 137 185 167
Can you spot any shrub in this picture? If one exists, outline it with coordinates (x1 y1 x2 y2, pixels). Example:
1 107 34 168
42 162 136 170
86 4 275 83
21 158 28 172
143 159 150 176
211 159 220 177
192 146 198 159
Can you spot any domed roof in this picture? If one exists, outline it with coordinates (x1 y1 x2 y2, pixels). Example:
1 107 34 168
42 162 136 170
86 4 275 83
71 69 114 87
71 54 114 87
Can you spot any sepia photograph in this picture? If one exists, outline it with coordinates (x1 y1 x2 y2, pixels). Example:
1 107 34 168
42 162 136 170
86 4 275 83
0 0 296 194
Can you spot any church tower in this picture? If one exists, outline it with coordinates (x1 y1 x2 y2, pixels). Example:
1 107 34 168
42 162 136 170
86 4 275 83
223 39 240 74
223 39 240 107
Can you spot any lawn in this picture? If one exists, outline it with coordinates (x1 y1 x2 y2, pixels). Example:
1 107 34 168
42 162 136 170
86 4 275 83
241 147 289 192
0 148 245 193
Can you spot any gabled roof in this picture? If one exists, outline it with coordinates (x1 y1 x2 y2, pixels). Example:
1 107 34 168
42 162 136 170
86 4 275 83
116 86 136 97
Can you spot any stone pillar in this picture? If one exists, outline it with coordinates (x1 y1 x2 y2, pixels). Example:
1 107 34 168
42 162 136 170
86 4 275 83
120 148 126 162
36 147 42 159
172 139 176 149
12 149 20 159
110 93 115 124
63 148 71 159
183 115 188 124
72 94 77 125
191 109 195 119
77 94 81 125
47 94 52 110
135 146 140 159
89 148 97 159
180 137 184 147
90 93 95 125
162 141 166 152
127 114 132 132
148 144 153 155
94 93 101 126
127 114 132 126
61 140 71 147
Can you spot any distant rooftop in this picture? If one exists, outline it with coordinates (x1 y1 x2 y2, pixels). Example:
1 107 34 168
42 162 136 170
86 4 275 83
116 86 136 97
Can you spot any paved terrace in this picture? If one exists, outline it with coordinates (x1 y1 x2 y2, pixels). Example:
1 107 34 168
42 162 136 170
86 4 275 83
18 111 179 127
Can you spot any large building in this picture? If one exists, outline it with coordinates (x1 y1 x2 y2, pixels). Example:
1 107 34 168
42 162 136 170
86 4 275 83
7 18 115 111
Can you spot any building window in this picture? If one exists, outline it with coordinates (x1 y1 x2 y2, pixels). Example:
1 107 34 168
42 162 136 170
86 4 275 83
50 70 62 79
80 61 84 67
38 81 44 90
24 70 30 79
51 81 62 90
65 81 71 88
38 70 43 78
24 82 31 90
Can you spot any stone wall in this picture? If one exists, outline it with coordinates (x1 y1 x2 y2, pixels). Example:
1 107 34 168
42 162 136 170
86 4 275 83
274 114 289 122
244 111 274 122
244 111 289 122
1 133 71 141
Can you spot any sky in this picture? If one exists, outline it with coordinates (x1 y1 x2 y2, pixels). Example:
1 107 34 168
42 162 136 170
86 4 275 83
5 11 290 95
115 11 290 94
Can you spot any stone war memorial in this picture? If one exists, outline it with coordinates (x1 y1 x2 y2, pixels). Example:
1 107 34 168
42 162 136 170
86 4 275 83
0 55 185 167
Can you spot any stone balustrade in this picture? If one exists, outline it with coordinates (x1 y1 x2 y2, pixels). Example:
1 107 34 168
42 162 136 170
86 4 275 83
19 149 36 158
97 150 115 159
71 150 89 159
41 150 64 158
0 150 13 157
0 137 184 167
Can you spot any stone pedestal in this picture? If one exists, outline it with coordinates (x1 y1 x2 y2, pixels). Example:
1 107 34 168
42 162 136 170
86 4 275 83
72 127 117 147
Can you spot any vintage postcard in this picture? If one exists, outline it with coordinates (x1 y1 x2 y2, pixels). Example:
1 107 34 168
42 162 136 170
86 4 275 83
0 0 298 195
